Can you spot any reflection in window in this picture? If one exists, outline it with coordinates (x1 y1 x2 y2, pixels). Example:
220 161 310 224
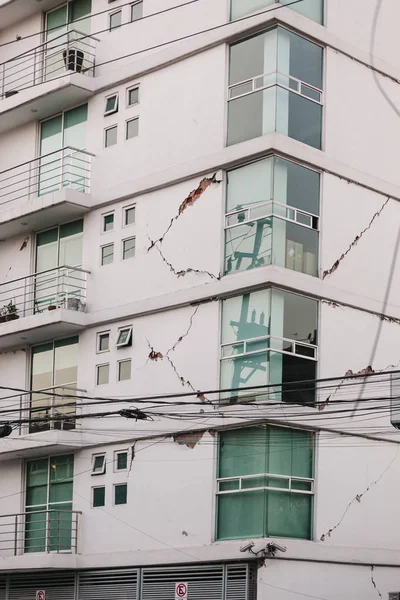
230 0 323 24
227 28 323 149
225 156 320 276
220 289 317 405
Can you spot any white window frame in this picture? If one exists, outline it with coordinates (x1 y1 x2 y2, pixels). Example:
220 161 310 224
96 363 110 385
113 482 128 506
104 93 119 116
126 85 139 107
130 1 143 21
114 449 129 472
102 211 115 233
123 204 136 228
97 330 110 354
104 124 118 148
101 243 114 266
92 486 106 507
109 9 122 31
122 236 136 260
116 326 133 348
117 358 132 381
91 453 106 475
125 116 139 141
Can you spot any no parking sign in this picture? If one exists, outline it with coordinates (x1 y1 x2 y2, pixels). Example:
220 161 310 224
175 583 188 600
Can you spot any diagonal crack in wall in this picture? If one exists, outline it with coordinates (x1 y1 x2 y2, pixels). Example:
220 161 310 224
370 566 383 599
153 242 220 280
320 446 399 541
322 197 390 279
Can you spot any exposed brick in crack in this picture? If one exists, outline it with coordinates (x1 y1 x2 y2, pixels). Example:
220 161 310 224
173 430 205 448
147 173 221 251
370 566 383 599
320 446 399 541
319 366 375 411
322 197 390 279
153 242 220 280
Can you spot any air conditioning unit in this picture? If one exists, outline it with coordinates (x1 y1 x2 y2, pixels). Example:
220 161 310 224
388 593 400 600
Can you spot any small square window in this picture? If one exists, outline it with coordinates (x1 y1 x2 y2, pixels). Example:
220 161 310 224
105 94 118 116
96 363 109 385
101 243 114 266
92 454 106 475
123 205 135 226
114 483 127 505
97 331 110 353
109 10 122 30
105 125 118 148
103 213 114 232
115 451 128 471
122 237 135 260
118 359 131 381
126 118 139 140
131 1 143 21
116 326 133 348
127 86 139 107
93 486 105 507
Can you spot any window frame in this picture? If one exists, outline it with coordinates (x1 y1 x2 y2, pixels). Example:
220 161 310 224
123 204 136 227
109 9 122 31
92 486 106 507
126 85 139 108
116 326 133 348
122 236 136 260
130 1 143 21
104 93 119 117
96 330 110 354
125 116 139 140
91 453 106 475
117 358 132 381
104 124 118 148
114 482 128 505
96 363 110 385
102 211 115 233
114 450 129 472
101 243 114 266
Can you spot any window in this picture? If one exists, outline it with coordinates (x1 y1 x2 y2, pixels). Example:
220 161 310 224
122 237 136 260
102 212 114 232
123 205 136 226
114 483 127 505
96 363 110 385
225 157 320 276
126 117 139 140
104 93 119 116
30 337 79 433
115 450 128 471
97 331 110 353
220 288 318 405
131 1 143 21
25 455 74 553
227 28 323 149
101 243 114 266
93 486 105 507
109 10 122 30
118 359 132 381
92 454 106 474
116 326 133 348
105 125 118 148
230 0 323 24
216 426 314 540
127 86 139 107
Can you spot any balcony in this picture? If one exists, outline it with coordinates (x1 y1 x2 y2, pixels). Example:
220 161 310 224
0 147 93 238
0 30 98 134
0 509 80 557
0 265 89 350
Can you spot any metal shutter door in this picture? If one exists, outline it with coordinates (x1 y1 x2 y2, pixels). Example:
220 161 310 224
78 569 139 600
9 572 75 600
141 564 224 600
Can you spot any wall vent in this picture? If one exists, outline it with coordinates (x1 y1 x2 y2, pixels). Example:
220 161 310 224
78 569 139 600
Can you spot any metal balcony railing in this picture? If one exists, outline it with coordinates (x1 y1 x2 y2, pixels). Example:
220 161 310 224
0 509 80 556
1 29 98 97
0 147 93 208
27 384 87 433
0 265 89 321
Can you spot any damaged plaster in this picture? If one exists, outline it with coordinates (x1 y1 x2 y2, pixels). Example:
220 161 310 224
370 566 383 599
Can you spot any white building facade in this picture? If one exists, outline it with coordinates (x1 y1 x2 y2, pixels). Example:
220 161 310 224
0 0 400 598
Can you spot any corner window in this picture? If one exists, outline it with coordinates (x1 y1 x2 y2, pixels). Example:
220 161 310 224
127 86 139 107
220 288 318 405
96 363 110 385
216 425 314 540
118 359 132 381
116 326 133 348
105 125 118 148
122 237 136 260
131 1 143 21
104 93 119 116
92 486 105 507
102 212 114 232
126 117 139 140
123 205 136 226
225 156 320 276
114 483 127 505
227 27 323 149
101 243 114 266
97 331 110 353
230 0 323 24
109 10 122 30
92 454 106 475
115 450 128 471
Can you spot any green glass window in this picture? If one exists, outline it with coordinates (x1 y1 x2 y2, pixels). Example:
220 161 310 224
220 289 317 405
114 483 127 505
30 337 79 433
216 426 314 540
230 0 323 24
227 28 323 149
225 157 320 276
93 487 105 507
116 452 128 470
25 455 74 553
